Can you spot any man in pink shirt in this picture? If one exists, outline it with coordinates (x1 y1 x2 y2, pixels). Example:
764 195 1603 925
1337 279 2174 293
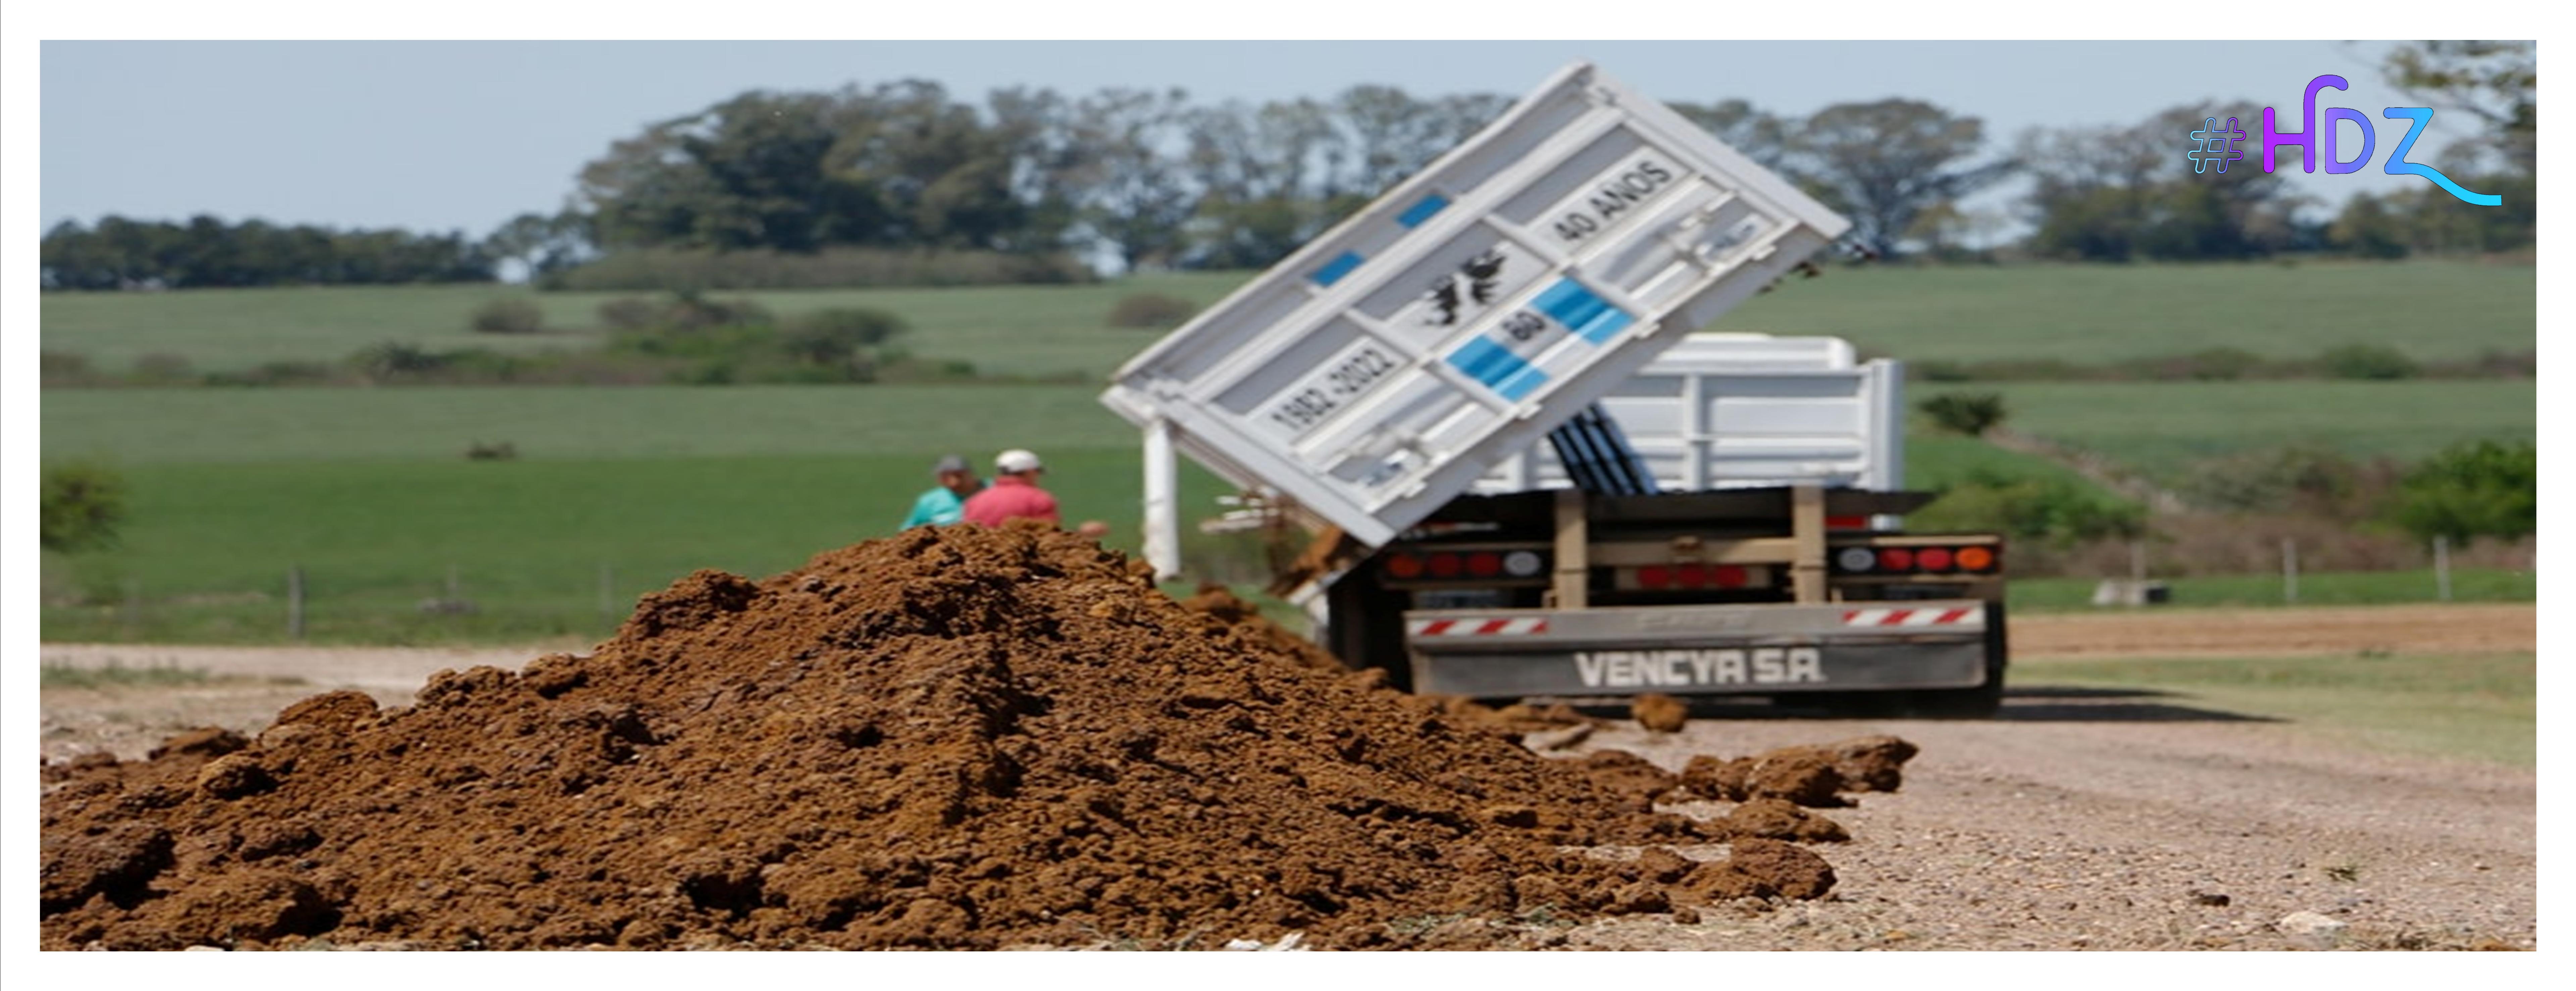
963 449 1112 537
962 449 1064 527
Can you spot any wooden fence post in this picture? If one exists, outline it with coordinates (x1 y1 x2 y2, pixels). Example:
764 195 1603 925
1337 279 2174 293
288 565 305 640
2434 536 2453 602
2282 539 2298 605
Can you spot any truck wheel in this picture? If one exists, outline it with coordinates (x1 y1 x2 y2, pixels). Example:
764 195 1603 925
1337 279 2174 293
1322 566 1415 692
1902 600 2009 719
1800 691 1907 719
1898 677 2003 719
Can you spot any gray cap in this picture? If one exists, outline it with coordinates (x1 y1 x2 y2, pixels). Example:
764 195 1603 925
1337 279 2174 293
932 454 971 475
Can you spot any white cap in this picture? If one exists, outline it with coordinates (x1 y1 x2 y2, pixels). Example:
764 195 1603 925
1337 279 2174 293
995 449 1043 474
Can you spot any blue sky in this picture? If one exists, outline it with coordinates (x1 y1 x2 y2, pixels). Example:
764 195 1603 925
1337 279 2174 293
30 38 2477 240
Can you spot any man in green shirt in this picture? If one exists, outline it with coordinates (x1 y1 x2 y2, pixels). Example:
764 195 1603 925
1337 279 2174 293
900 454 984 528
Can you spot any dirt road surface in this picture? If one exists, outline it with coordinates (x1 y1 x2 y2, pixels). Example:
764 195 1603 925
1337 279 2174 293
35 603 2538 950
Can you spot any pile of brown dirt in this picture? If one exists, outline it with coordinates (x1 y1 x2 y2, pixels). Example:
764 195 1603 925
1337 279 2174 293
1173 585 1348 674
41 524 1850 951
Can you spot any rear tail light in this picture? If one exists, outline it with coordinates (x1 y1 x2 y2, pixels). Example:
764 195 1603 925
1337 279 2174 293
1833 544 2000 575
1382 548 1549 582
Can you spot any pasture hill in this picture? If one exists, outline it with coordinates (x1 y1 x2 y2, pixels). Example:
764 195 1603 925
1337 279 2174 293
37 260 2537 645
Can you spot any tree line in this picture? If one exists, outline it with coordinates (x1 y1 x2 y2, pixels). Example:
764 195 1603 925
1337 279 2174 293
40 42 2533 292
40 215 495 291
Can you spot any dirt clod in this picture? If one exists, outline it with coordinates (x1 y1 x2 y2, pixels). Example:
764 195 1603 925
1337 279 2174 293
38 525 1843 950
1679 734 1920 808
1631 693 1688 734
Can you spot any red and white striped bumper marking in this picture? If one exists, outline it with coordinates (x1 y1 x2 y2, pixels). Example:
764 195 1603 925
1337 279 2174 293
1841 607 1983 628
1408 617 1551 637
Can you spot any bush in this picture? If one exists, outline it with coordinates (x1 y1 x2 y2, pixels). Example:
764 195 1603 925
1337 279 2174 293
2178 446 2388 517
597 297 663 331
2134 347 2265 382
470 298 546 334
2318 343 2420 380
1918 392 2008 436
782 308 907 367
2381 440 2535 542
352 342 445 382
41 461 129 554
1911 470 2147 550
1106 293 1199 329
42 351 100 387
204 360 344 388
130 352 195 385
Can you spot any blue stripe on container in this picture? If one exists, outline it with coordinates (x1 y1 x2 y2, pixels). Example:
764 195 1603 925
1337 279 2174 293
1311 251 1364 286
1532 277 1635 344
1396 194 1449 228
1448 337 1549 401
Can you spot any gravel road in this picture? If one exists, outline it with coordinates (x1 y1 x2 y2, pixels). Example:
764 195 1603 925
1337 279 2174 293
35 604 2538 951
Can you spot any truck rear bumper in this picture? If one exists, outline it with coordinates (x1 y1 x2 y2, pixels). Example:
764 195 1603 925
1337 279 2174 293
1404 600 1997 699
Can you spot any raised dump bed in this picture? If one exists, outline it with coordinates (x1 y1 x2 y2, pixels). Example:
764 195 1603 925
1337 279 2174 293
1101 60 1852 551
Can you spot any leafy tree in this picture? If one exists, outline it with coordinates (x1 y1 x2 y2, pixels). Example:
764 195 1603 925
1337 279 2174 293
1670 99 1794 170
2327 193 2413 259
2382 440 2535 542
41 462 130 554
1788 99 2014 259
1069 87 1200 271
1333 85 1448 195
2019 103 2303 261
2381 40 2535 177
483 210 595 280
42 215 494 290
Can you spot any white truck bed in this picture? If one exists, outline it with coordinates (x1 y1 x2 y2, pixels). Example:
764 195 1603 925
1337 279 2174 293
1101 61 1852 551
1473 332 1905 496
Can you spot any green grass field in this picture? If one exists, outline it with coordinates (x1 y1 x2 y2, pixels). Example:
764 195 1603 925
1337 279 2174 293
2007 568 2535 611
1722 260 2534 365
40 384 1143 464
1917 380 2536 481
35 262 2535 645
41 262 2534 378
36 450 1269 645
2017 652 2536 767
39 383 2104 645
38 272 1249 379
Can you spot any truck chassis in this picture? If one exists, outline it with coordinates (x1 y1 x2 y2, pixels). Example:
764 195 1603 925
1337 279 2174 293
1318 485 2008 717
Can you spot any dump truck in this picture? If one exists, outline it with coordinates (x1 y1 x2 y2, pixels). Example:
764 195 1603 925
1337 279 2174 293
1099 61 2008 716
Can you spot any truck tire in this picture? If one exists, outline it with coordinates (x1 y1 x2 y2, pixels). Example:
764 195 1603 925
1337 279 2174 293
1898 600 2009 719
1322 566 1416 692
